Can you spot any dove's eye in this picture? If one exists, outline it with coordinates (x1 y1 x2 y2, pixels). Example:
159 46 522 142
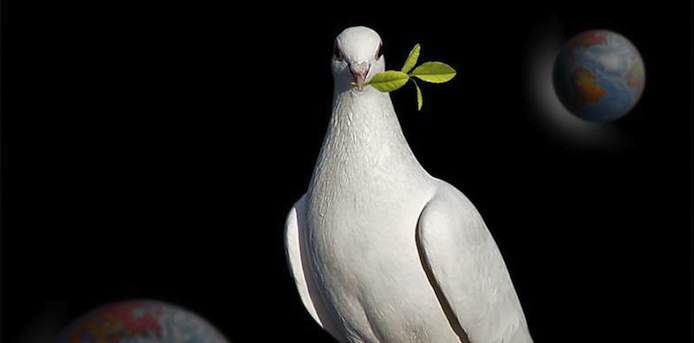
334 43 343 61
376 42 383 59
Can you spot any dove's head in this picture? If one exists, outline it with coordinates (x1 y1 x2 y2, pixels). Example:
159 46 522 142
332 26 385 93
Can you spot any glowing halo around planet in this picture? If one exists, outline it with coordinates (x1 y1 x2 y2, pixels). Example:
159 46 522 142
523 20 639 152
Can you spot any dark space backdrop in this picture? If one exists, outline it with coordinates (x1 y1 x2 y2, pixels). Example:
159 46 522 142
2 1 692 342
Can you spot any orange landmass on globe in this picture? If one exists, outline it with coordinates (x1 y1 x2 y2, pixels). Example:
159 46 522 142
626 63 644 89
69 315 121 343
69 314 122 343
572 67 606 108
69 302 163 342
568 30 608 60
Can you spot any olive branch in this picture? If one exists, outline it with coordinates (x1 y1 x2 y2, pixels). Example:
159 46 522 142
367 44 456 111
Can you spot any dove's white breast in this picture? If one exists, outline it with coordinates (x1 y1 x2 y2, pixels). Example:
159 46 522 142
303 88 461 342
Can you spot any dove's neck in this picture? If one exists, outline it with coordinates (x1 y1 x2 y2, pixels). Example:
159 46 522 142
308 87 427 194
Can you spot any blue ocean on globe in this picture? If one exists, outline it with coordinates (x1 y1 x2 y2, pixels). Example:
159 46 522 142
553 29 645 122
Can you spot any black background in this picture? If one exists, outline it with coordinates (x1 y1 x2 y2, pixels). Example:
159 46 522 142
3 1 692 342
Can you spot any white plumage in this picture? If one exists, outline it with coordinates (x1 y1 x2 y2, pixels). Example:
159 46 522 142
285 26 533 343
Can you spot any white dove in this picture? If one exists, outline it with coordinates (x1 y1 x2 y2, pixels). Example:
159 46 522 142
285 26 533 343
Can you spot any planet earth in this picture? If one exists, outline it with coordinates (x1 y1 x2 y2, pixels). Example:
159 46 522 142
55 300 229 343
553 29 645 122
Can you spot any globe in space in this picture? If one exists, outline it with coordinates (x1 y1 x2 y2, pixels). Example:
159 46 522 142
56 300 229 343
553 29 645 122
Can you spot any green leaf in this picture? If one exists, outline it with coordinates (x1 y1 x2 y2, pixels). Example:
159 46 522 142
367 71 410 92
412 80 423 111
400 44 421 74
409 62 456 83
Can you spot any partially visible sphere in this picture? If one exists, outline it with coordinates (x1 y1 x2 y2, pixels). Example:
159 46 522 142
56 300 229 343
553 29 645 122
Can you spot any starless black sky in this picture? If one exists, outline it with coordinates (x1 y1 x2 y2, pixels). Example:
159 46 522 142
2 1 692 342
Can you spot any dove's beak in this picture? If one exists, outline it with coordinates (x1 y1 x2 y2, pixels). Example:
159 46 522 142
350 62 371 92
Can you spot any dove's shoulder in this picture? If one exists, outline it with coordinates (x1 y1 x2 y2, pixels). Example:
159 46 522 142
417 179 533 343
284 195 347 342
